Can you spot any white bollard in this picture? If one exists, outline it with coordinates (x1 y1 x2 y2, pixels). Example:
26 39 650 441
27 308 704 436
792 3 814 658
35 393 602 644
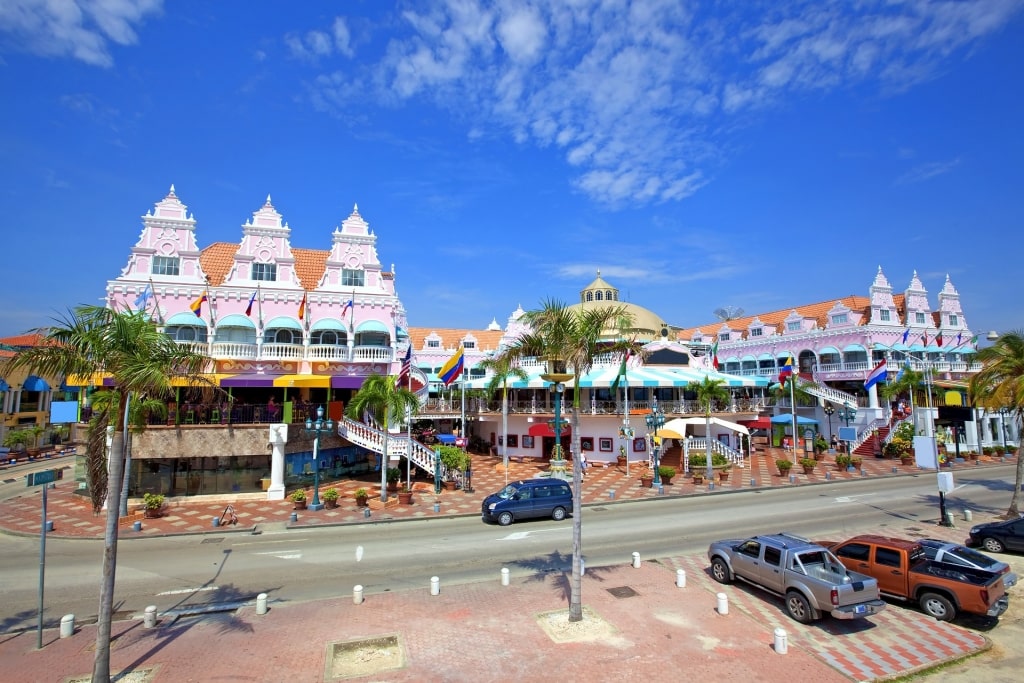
353 585 364 605
716 592 729 615
632 552 641 568
580 558 585 575
963 509 973 522
60 614 75 638
676 569 686 588
143 605 157 629
774 627 788 654
430 576 440 596
501 567 510 586
256 592 268 615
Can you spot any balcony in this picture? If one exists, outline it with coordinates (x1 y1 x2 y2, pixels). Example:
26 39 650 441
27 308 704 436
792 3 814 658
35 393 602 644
181 341 391 365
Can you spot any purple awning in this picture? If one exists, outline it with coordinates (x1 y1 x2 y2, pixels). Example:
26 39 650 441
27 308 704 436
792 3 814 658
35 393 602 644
221 373 278 388
331 375 368 389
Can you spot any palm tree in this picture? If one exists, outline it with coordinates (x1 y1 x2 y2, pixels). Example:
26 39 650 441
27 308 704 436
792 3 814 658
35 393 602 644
771 376 817 406
504 298 635 622
478 354 529 485
345 373 420 502
690 376 729 481
1 305 213 683
970 330 1024 517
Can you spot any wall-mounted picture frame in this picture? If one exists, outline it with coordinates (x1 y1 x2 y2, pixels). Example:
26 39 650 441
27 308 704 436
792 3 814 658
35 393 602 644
599 437 613 452
507 434 518 448
497 436 504 446
522 435 534 449
633 437 647 453
580 437 594 452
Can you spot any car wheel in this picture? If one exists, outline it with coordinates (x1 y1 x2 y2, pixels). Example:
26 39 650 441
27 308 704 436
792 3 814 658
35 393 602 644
710 557 732 584
498 511 514 526
551 506 567 521
785 591 819 623
982 537 1005 553
920 592 956 621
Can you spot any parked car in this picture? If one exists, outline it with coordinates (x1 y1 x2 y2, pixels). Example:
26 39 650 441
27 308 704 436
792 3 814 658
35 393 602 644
707 532 885 623
481 478 573 526
968 516 1024 554
829 535 1009 621
919 539 1018 589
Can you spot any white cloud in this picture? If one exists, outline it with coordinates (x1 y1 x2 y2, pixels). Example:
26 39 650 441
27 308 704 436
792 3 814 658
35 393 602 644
0 0 162 67
894 158 962 185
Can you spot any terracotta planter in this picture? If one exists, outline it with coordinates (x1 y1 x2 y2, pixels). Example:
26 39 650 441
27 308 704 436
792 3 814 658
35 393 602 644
397 491 414 505
355 495 368 507
718 470 731 482
324 499 338 509
691 474 705 485
901 456 915 467
802 465 815 475
144 508 162 519
640 476 653 488
443 480 458 491
777 466 792 477
387 481 399 493
293 500 307 510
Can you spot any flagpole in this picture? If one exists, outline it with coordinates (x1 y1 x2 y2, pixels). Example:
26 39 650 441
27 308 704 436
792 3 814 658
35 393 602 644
789 374 798 464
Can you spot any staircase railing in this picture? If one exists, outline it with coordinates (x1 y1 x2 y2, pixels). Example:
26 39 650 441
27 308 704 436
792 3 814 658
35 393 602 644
338 416 439 477
682 437 744 472
796 378 859 408
882 415 913 447
850 418 887 454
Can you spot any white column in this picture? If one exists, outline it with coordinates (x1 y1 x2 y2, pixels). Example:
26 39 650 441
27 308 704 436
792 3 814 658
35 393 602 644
867 383 879 409
267 424 288 500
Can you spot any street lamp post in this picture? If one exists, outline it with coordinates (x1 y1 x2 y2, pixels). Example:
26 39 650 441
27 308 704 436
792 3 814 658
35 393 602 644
303 405 334 510
645 399 665 485
541 358 573 481
837 403 856 453
823 403 835 441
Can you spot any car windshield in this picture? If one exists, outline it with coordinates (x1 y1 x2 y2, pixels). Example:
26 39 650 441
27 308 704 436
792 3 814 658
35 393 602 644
497 485 518 499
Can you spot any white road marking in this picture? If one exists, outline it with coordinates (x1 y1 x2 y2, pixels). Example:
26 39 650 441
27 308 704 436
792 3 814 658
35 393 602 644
499 528 568 541
254 549 303 560
233 538 310 547
157 586 218 596
834 494 877 503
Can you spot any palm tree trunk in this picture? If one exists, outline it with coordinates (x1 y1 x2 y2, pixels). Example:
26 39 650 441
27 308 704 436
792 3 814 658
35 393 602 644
92 399 129 683
380 425 389 503
501 386 509 486
705 412 713 481
1009 412 1023 517
569 402 583 621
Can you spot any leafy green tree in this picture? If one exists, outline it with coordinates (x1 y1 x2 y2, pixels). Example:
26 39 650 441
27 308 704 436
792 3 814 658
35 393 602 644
478 353 529 484
1 305 213 683
970 331 1024 517
690 376 730 480
503 298 636 622
345 372 420 502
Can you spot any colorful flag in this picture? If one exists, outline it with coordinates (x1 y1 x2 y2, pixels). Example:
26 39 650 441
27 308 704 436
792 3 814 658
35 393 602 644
395 345 412 388
341 299 353 317
439 347 465 387
298 292 307 320
711 340 719 370
901 328 910 345
968 334 978 346
611 349 632 391
133 284 152 310
922 330 929 346
778 354 795 384
863 359 888 390
895 361 910 383
935 330 944 347
245 290 258 317
190 291 208 317
955 332 963 347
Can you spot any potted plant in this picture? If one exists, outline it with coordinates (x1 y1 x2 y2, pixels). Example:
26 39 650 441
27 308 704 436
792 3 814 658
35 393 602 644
1007 445 1018 458
799 457 817 475
353 487 370 506
397 485 414 505
322 487 339 509
290 488 307 510
617 445 627 467
849 456 863 470
438 445 468 490
638 464 654 488
142 492 165 518
691 470 705 485
2 429 32 457
776 458 793 477
813 435 828 456
657 465 676 485
835 454 852 470
386 467 402 492
717 466 732 483
982 446 995 458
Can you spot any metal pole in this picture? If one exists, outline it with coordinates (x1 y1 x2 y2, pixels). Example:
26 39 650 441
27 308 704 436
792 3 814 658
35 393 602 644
502 381 509 486
311 422 321 508
406 405 413 490
37 482 47 650
789 377 798 463
624 375 630 477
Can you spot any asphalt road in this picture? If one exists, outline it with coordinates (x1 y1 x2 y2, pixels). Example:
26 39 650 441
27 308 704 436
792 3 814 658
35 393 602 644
0 465 1017 635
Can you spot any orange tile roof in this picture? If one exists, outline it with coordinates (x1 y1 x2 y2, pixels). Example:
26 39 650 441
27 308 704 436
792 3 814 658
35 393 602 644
291 248 329 291
408 327 505 353
199 243 238 287
676 294 907 341
200 244 386 291
0 333 46 347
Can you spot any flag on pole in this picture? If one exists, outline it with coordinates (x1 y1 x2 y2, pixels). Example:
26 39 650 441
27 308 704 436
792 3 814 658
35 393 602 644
395 345 412 388
901 328 910 345
711 340 719 370
955 332 962 347
190 291 208 317
133 284 152 310
922 330 929 346
611 349 632 391
298 292 307 320
895 361 910 383
863 359 887 390
935 330 944 347
778 354 795 384
245 290 258 317
439 348 465 387
341 299 354 317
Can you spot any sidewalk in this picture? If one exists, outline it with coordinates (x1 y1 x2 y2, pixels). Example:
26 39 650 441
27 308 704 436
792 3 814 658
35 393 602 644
0 448 1011 539
0 522 990 683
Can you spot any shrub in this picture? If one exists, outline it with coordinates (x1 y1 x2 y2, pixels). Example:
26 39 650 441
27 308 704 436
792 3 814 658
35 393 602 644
799 458 817 468
835 454 852 468
142 492 165 510
290 489 306 502
386 467 402 483
322 487 339 502
657 465 676 479
776 458 793 472
354 487 369 499
438 445 469 472
689 452 729 468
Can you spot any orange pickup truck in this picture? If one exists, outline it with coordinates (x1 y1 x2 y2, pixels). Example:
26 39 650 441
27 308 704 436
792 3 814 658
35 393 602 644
828 535 1009 621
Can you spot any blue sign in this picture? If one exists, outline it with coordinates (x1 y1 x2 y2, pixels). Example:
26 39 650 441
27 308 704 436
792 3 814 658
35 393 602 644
838 427 857 442
26 469 63 486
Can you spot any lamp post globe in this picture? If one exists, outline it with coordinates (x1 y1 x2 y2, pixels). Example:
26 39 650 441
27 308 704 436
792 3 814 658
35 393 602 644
303 405 334 510
645 400 665 485
823 403 835 440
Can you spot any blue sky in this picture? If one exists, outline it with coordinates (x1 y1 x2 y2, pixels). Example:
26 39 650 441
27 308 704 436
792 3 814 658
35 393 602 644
2 0 1022 339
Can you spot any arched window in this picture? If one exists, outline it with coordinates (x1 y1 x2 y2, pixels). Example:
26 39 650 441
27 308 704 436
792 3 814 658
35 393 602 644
264 328 299 344
311 330 346 346
586 292 593 302
165 325 207 343
606 290 613 300
595 291 603 301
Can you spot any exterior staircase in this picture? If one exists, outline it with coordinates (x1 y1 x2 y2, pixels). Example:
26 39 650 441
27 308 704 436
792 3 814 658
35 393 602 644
338 416 460 483
853 425 889 457
795 376 858 408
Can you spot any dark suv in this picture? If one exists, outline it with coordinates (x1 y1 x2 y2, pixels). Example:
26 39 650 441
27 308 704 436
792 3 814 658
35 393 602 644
481 478 573 526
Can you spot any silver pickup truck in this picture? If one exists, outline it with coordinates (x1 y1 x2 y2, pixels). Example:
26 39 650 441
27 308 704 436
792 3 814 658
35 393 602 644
708 532 887 623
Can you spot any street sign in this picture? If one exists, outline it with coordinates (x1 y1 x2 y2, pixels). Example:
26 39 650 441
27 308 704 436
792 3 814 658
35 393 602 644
26 469 63 487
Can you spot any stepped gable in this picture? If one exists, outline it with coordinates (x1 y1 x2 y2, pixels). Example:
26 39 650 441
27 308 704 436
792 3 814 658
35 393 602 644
200 244 387 291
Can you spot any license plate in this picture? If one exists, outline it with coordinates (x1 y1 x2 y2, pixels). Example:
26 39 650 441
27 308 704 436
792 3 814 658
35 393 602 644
854 604 867 614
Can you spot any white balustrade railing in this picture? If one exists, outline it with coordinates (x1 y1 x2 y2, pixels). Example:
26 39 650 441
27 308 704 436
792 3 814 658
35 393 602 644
795 378 858 408
338 416 446 482
352 346 394 363
260 343 304 361
211 341 259 360
683 437 744 470
306 344 350 361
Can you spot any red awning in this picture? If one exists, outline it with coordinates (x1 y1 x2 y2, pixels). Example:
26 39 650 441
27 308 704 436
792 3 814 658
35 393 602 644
738 417 772 430
528 422 572 438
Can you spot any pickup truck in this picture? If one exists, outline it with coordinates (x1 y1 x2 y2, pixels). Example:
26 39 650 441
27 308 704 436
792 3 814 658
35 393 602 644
828 535 1010 621
707 532 886 624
